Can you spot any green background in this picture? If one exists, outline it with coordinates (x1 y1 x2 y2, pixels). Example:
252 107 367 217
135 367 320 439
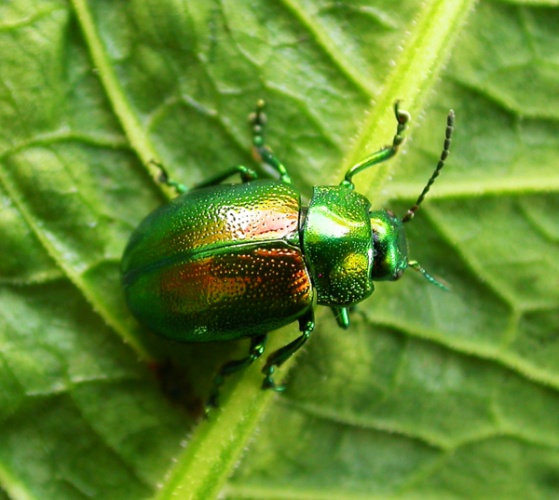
1 0 559 498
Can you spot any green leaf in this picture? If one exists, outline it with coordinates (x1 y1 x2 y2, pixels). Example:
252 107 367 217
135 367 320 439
1 0 558 499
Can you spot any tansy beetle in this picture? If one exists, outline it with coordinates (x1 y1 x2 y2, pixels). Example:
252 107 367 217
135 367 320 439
121 101 454 408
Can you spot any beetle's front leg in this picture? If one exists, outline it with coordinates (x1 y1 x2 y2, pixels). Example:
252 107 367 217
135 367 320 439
342 102 411 187
261 309 315 391
250 100 292 184
331 306 351 329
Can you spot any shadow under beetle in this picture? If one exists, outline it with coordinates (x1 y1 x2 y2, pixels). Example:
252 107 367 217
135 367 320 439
121 101 455 409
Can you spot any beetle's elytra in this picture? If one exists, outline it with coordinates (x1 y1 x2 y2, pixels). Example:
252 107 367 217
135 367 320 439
121 101 455 408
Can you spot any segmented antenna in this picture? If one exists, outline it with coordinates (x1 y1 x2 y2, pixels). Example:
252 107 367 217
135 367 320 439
408 260 450 291
402 110 455 223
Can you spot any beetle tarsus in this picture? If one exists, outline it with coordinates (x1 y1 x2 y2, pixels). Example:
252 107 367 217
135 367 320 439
250 100 292 184
261 372 286 392
393 101 411 147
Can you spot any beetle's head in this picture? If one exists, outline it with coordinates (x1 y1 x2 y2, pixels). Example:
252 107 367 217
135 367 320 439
370 209 408 281
368 208 449 289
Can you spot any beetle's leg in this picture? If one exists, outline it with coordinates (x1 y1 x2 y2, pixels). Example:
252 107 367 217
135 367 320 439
155 160 259 195
206 334 268 409
152 160 188 194
261 309 315 391
250 99 292 184
331 306 350 329
192 165 259 188
342 102 411 188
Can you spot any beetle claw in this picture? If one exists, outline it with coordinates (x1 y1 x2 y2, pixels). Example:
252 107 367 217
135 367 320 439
261 376 285 392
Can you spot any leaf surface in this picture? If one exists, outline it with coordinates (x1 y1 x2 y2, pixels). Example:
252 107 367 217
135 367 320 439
1 1 558 499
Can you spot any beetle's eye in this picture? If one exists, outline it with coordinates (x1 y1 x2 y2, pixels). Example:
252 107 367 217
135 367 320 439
370 210 408 282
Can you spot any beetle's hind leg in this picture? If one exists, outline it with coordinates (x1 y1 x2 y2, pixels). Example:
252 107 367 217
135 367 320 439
261 309 315 391
250 100 292 184
206 334 268 411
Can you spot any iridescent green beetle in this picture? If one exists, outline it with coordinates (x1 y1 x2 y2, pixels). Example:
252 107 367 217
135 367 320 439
121 101 454 407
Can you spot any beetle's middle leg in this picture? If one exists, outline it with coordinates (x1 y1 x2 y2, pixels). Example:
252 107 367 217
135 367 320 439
206 333 268 410
250 99 292 184
155 160 260 195
191 165 260 188
261 309 315 391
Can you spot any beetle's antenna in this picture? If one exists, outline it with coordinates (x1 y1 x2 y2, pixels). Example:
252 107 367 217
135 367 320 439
408 260 450 291
402 110 454 223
